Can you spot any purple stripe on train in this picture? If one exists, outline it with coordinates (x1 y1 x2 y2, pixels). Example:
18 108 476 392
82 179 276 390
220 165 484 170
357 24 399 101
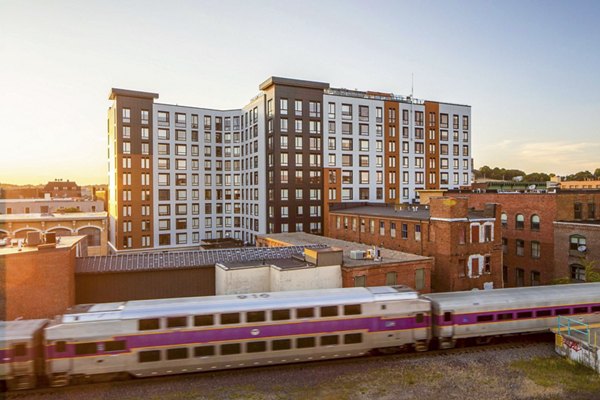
435 303 600 326
45 315 431 359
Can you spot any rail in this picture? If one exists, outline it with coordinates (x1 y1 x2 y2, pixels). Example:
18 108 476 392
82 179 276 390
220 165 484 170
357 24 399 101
557 316 597 347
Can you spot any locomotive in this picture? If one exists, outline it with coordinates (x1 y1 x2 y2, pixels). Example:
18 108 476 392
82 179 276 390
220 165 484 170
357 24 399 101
2 282 599 390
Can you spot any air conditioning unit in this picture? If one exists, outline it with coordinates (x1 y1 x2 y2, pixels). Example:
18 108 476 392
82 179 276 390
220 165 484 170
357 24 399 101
350 250 366 260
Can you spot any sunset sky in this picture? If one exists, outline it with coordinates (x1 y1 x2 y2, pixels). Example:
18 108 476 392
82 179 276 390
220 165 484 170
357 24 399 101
1 0 599 185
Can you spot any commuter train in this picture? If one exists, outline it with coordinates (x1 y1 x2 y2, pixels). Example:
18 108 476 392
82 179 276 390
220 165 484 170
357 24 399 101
2 282 600 390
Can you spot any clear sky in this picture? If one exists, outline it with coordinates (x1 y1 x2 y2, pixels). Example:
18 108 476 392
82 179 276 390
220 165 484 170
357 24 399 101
1 0 599 185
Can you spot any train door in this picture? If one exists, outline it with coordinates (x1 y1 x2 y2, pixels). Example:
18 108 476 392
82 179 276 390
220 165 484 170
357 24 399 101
47 340 72 386
8 342 35 390
436 310 456 349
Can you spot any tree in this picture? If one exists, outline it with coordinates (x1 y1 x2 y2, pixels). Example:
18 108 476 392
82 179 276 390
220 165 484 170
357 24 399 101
552 258 600 284
594 168 600 179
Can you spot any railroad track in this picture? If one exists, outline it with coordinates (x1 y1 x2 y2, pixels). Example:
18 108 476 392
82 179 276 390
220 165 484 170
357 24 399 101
6 334 554 399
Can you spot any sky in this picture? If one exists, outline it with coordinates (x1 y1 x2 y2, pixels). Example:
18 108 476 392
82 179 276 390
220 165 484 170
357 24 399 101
1 0 599 185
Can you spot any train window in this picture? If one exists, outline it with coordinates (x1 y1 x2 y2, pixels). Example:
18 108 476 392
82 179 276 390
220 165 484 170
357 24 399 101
344 333 363 344
592 305 600 312
574 307 588 314
320 306 338 317
139 318 160 331
272 309 291 321
247 311 266 323
139 350 161 363
536 310 552 318
476 314 494 322
344 304 362 315
194 315 214 326
498 313 513 320
320 335 339 346
55 341 66 353
272 339 292 351
166 348 188 360
167 316 187 328
220 313 240 325
517 311 533 319
415 313 424 323
555 308 571 316
194 346 215 357
220 343 241 355
297 308 315 319
105 340 126 352
246 341 267 353
443 312 453 322
75 342 97 355
14 344 26 357
296 337 316 348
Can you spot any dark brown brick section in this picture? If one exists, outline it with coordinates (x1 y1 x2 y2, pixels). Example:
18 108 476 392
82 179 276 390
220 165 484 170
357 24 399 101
553 222 600 280
327 197 503 292
342 260 433 293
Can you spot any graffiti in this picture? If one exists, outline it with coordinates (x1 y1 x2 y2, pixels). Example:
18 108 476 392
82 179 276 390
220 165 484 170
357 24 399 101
564 338 581 352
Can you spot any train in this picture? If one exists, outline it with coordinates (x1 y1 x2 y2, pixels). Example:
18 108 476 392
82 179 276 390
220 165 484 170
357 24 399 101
2 282 600 391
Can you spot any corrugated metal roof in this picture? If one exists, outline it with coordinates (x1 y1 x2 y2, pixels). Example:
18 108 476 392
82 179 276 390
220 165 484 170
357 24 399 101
76 245 327 274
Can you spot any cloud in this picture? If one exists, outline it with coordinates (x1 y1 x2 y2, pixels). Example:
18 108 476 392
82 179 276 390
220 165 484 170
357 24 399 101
516 141 600 174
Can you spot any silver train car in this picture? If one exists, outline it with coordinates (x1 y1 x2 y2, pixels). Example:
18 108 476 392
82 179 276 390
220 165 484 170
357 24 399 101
426 283 600 348
43 285 430 386
1 282 599 390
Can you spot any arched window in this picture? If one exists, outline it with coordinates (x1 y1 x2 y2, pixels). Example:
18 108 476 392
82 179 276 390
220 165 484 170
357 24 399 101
15 229 37 239
78 227 101 247
48 228 72 237
515 214 525 229
569 235 586 251
501 212 507 227
530 214 540 230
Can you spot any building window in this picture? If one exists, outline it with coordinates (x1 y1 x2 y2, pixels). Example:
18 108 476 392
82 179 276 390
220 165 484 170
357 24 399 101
385 272 397 286
531 241 541 259
588 203 596 219
574 203 582 219
415 269 425 291
401 223 408 239
516 239 524 256
570 264 585 281
569 235 586 252
502 238 508 253
501 212 507 227
516 268 525 287
531 271 540 286
354 275 366 287
530 214 540 230
515 214 524 229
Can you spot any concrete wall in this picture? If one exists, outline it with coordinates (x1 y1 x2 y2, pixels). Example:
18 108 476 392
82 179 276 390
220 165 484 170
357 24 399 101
215 264 270 295
270 264 342 292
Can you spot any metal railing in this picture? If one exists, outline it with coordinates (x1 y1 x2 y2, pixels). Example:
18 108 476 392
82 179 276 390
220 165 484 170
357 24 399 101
557 315 597 347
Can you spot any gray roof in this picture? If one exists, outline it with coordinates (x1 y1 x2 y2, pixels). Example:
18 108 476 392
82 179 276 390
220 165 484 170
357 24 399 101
76 245 327 274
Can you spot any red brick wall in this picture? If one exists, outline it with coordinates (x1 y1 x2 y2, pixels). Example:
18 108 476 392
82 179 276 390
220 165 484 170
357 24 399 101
1 246 76 319
342 260 433 293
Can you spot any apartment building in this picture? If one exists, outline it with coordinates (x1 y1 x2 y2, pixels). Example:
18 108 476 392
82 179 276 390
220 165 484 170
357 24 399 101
107 77 472 252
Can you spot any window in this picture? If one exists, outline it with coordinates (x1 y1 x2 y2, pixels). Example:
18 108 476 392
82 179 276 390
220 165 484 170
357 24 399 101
309 101 321 117
122 107 131 122
401 223 408 239
531 241 541 259
272 309 291 321
296 337 316 348
569 235 586 251
220 343 241 355
515 214 525 229
574 202 582 219
354 275 366 287
194 346 215 357
341 104 352 119
415 268 425 291
167 348 188 360
531 271 540 286
194 315 214 326
589 203 596 219
280 98 288 114
167 316 187 328
516 268 525 286
220 313 240 324
297 308 314 319
105 340 126 352
320 306 338 317
359 105 369 121
139 350 160 363
75 342 97 355
344 304 361 315
344 333 362 344
246 341 267 353
530 214 540 230
321 335 339 346
501 212 507 226
386 272 397 286
139 319 160 331
516 239 525 256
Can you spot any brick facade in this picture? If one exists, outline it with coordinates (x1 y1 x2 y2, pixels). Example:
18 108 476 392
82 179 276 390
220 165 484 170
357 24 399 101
327 197 503 292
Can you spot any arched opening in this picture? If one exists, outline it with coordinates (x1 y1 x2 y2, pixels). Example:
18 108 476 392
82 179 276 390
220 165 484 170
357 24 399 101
78 227 101 247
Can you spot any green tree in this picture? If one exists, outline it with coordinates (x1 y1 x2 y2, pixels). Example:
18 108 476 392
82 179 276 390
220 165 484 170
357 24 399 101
594 168 600 179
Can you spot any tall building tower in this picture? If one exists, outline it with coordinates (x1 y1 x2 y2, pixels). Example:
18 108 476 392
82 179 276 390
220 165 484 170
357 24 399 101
107 77 471 253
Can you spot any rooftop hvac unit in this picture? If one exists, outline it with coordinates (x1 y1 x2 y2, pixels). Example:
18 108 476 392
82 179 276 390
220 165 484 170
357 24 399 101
45 232 56 244
350 250 366 260
27 231 42 246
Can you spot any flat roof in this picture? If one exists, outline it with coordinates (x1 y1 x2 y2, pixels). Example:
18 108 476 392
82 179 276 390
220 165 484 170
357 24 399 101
0 211 107 222
109 88 159 100
76 244 328 274
259 76 330 91
218 257 309 270
329 205 490 221
257 232 431 267
0 235 85 256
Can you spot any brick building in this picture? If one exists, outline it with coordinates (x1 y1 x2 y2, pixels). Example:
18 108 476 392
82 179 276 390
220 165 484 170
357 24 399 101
0 235 86 320
43 179 82 198
257 232 434 292
447 189 600 286
325 197 502 292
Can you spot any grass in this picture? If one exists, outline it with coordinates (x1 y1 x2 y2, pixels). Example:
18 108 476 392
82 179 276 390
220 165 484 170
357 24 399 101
511 356 600 394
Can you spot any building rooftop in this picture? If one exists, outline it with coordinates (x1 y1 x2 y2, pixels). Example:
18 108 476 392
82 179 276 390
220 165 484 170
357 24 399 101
259 76 330 91
257 232 432 268
109 88 159 100
76 244 327 274
0 211 107 222
0 235 85 256
328 205 491 221
218 257 309 270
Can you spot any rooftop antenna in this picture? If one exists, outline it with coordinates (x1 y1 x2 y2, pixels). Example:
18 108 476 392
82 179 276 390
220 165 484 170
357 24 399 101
411 73 414 99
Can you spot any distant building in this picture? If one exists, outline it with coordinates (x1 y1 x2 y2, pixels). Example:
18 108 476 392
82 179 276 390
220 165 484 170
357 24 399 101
0 198 104 214
0 211 108 256
324 197 503 292
0 235 87 320
43 179 81 198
